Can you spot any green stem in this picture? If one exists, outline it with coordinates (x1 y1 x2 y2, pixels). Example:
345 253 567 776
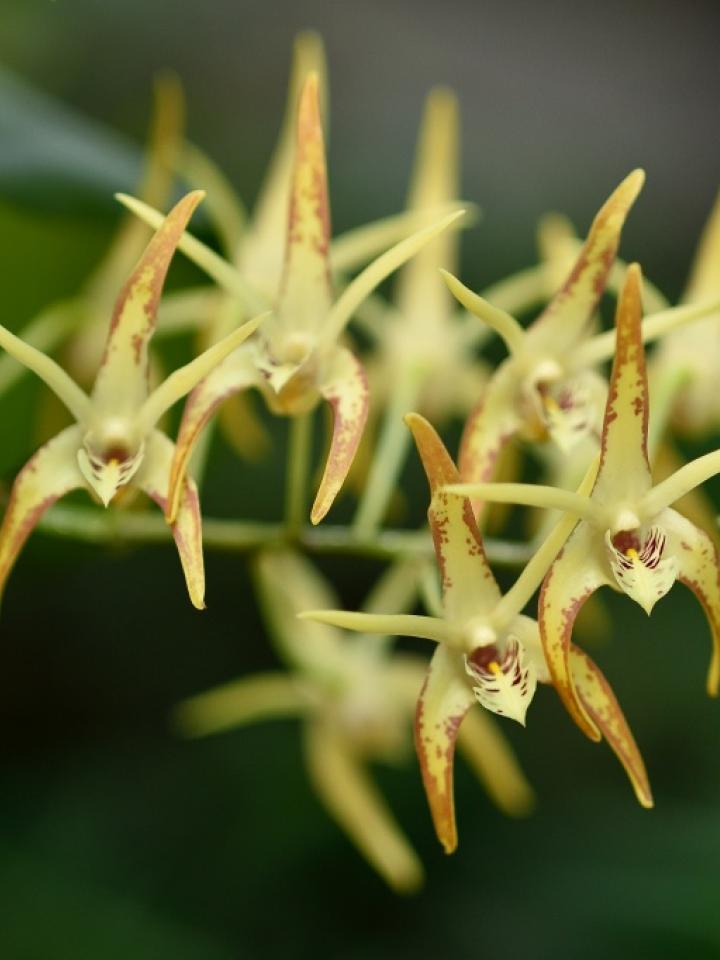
285 412 313 536
35 504 533 566
353 361 425 537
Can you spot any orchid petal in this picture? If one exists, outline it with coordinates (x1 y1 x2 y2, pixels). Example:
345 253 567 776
93 191 205 417
277 72 333 332
330 203 471 276
86 72 185 307
311 347 369 524
139 312 265 436
254 549 346 676
243 31 327 294
593 263 652 501
304 721 424 893
684 189 720 304
570 645 653 808
166 345 259 522
406 413 501 621
396 89 460 323
136 430 205 609
324 209 465 344
441 270 526 356
457 371 521 513
298 609 458 646
665 509 720 696
0 321 90 422
178 140 247 258
415 644 475 853
538 521 612 741
173 672 307 738
0 425 84 601
115 193 266 314
456 707 535 817
530 169 644 348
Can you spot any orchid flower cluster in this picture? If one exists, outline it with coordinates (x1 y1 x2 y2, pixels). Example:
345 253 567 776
3 32 720 893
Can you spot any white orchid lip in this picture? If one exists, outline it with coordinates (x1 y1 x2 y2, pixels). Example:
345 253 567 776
464 635 537 726
605 526 679 615
536 378 597 452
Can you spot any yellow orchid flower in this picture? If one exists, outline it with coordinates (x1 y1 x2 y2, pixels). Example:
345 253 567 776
650 190 720 437
175 548 533 889
0 192 265 609
302 413 650 852
450 264 720 744
443 172 720 517
352 86 486 535
117 72 464 526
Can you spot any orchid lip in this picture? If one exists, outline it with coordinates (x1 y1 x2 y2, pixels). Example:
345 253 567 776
463 634 537 726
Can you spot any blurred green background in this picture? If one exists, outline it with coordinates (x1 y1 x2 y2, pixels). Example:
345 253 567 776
1 1 720 958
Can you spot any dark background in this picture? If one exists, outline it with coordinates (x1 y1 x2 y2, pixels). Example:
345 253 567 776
1 1 720 957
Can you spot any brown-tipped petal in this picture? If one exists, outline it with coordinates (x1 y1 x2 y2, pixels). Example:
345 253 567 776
415 645 476 853
304 721 424 894
92 191 204 415
539 522 612 741
458 371 521 521
666 509 720 696
137 430 205 609
244 32 327 293
0 425 84 602
277 72 333 331
593 263 652 502
311 347 369 524
165 347 258 522
406 412 502 620
570 646 653 808
531 170 644 349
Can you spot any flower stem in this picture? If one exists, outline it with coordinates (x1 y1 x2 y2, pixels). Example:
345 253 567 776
35 503 532 566
285 411 313 536
353 361 424 537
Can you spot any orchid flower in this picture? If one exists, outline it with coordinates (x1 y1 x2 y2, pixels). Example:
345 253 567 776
444 172 720 512
0 192 265 609
118 72 464 525
449 264 720 742
351 87 486 534
651 190 720 437
176 548 534 888
302 413 650 851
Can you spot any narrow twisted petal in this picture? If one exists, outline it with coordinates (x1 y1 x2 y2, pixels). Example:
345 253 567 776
311 347 369 524
570 645 653 808
136 430 205 609
166 345 259 522
405 412 501 621
0 425 84 602
530 169 644 349
173 672 308 738
304 721 424 893
415 644 476 853
93 191 205 416
539 521 612 741
0 322 90 422
324 209 465 344
665 509 720 696
138 313 266 438
593 263 652 502
299 609 457 646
